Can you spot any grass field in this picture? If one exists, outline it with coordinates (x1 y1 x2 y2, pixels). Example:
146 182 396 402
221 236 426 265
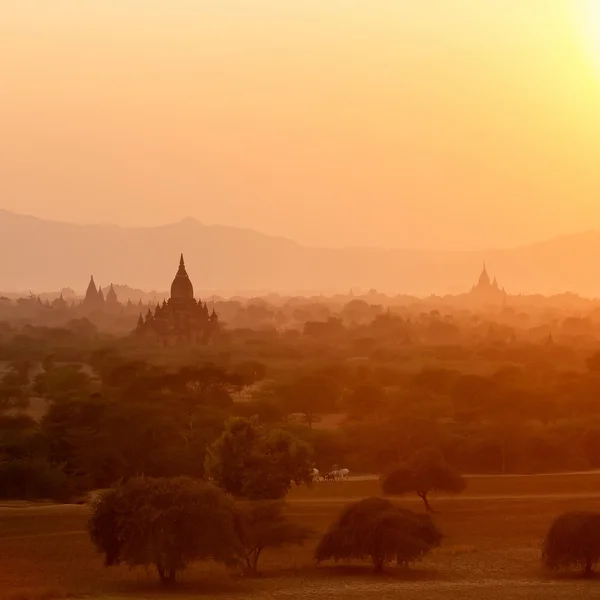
2 473 600 600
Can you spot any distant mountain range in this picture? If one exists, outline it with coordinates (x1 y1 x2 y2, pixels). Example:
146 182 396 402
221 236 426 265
1 209 599 298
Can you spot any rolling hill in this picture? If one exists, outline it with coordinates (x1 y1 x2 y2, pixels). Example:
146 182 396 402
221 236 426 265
0 209 598 298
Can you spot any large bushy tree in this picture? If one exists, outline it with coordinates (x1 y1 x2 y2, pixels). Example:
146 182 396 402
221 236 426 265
543 511 600 576
88 477 244 585
205 417 313 500
381 450 466 511
315 497 441 572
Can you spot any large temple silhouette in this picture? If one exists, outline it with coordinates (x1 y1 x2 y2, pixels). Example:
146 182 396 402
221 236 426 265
133 254 219 344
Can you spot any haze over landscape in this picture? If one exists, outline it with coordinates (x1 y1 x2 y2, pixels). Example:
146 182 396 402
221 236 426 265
6 4 600 600
2 1 600 252
4 208 600 297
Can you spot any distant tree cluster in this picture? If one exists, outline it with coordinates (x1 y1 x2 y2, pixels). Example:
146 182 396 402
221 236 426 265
4 305 600 506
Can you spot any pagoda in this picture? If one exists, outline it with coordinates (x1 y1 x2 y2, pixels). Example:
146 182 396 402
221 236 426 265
134 254 218 344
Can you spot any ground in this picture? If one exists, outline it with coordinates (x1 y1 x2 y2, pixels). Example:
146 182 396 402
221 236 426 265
2 473 600 600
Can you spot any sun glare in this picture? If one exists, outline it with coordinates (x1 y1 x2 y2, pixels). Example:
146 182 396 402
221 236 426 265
583 0 600 69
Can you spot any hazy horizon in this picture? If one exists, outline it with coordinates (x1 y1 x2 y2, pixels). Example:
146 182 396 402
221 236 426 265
2 1 600 250
5 206 600 253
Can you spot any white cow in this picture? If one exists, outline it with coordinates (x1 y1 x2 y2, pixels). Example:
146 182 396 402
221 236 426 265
311 468 320 482
326 468 349 482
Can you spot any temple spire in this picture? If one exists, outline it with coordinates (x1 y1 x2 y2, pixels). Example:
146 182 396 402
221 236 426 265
478 263 491 288
171 253 194 301
178 254 187 275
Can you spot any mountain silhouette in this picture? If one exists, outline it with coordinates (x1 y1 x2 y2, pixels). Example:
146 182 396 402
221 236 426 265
0 209 598 297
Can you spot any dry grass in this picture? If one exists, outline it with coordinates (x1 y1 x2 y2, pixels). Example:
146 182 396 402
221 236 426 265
3 474 600 599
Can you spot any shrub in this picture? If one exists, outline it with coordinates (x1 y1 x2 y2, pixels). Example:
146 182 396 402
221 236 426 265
238 501 312 574
88 476 244 585
315 497 442 572
381 450 466 511
542 511 600 576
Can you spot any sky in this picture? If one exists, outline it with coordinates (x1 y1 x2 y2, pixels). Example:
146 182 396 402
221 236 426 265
1 1 600 250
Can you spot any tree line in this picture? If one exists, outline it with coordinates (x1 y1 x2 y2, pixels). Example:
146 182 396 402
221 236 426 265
2 319 600 500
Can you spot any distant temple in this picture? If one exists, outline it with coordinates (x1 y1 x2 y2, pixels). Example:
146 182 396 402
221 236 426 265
134 254 219 344
83 276 112 309
469 264 507 303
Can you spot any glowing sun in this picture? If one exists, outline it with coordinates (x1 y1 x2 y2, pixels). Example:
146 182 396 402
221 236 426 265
584 0 600 68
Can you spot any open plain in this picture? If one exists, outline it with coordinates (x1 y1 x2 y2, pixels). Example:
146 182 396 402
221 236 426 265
2 472 600 600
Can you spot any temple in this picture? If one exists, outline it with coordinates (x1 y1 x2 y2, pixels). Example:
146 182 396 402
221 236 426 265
134 254 219 344
469 264 507 303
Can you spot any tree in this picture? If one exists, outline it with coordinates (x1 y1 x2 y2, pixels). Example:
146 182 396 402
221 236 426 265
587 351 600 373
315 497 441 572
239 501 311 575
234 361 267 387
205 417 313 500
33 364 93 400
345 383 386 420
381 450 466 512
0 360 31 412
543 512 600 576
281 374 340 428
88 477 244 586
583 428 600 468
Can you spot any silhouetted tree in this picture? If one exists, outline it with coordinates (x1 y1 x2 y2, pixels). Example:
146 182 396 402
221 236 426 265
315 497 441 572
282 374 340 428
381 450 466 511
205 417 313 500
543 511 600 577
239 501 311 575
88 477 243 586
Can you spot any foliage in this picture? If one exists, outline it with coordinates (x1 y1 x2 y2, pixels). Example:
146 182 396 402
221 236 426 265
542 511 600 576
583 429 600 468
345 383 387 420
5 308 600 502
238 501 312 574
205 417 313 500
88 476 244 585
315 497 442 572
381 450 466 511
33 364 93 400
271 374 340 428
0 458 71 502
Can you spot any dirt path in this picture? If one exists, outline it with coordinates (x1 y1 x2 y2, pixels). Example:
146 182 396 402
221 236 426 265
289 491 600 504
0 529 86 540
347 470 600 482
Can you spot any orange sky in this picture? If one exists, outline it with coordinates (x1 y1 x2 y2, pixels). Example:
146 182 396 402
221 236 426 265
1 1 600 249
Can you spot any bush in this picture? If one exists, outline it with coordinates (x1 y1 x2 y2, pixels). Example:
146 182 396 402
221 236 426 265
238 501 311 574
88 477 244 585
381 450 466 511
315 497 441 572
542 511 600 576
